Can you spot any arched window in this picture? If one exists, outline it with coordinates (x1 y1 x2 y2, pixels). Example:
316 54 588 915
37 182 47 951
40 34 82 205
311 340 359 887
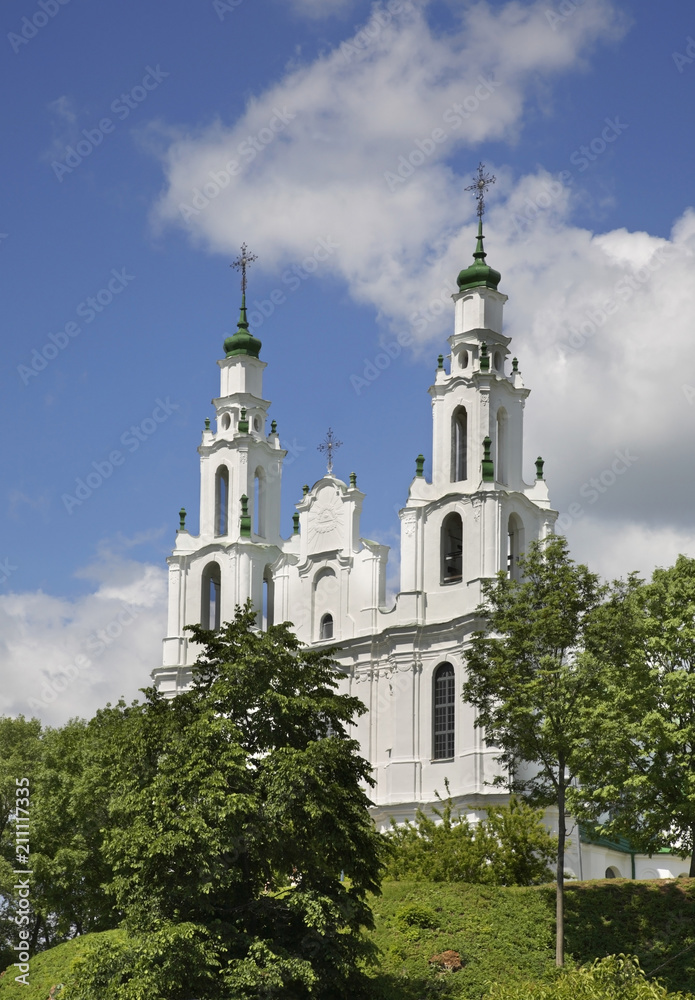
507 513 524 580
215 466 229 536
451 407 468 482
201 563 221 631
441 512 463 584
262 566 274 631
433 663 455 759
605 866 621 879
254 468 266 537
496 408 508 485
314 568 337 640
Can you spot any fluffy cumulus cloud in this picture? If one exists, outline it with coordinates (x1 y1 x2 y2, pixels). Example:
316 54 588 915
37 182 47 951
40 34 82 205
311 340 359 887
147 0 695 581
151 0 626 314
489 186 695 580
0 545 166 726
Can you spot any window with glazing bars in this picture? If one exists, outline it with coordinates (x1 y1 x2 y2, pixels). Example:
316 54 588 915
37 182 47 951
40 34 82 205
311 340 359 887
433 662 455 759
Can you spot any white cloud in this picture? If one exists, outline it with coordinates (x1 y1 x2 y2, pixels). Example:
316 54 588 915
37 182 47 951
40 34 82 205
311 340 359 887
151 0 626 312
0 547 166 726
145 0 695 582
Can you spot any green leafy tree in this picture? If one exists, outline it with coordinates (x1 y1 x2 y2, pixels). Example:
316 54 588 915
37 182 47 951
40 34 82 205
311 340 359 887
573 555 695 875
385 790 557 886
462 536 627 966
0 715 42 968
70 604 386 1000
30 715 124 945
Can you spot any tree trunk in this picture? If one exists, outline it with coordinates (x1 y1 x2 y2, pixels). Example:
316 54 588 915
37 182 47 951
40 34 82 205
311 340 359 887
28 912 42 954
556 778 565 967
690 828 695 877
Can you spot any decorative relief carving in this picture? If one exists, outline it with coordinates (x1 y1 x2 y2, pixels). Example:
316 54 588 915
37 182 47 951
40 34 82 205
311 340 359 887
402 513 416 538
308 486 343 553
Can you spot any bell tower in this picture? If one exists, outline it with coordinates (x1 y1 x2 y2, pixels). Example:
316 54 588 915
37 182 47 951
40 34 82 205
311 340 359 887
397 167 556 627
156 246 287 693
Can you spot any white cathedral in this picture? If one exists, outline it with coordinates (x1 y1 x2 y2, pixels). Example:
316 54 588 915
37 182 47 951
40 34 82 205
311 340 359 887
152 222 688 882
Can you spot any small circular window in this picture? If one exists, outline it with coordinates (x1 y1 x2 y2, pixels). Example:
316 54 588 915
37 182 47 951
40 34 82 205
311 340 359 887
460 350 469 369
221 413 231 430
254 416 261 431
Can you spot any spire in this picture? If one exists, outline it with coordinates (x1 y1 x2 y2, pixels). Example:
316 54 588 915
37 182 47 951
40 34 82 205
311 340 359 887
223 244 262 359
457 163 501 292
223 294 262 358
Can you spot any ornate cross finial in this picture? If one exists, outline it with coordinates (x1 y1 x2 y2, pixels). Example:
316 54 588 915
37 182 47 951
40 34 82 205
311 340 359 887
317 428 342 475
465 162 496 218
231 242 258 296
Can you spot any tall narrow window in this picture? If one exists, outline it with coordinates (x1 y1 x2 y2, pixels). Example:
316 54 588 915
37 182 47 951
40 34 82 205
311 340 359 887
496 408 508 485
263 567 274 631
320 613 334 640
441 512 463 584
215 466 229 536
201 563 221 630
507 513 524 580
313 568 337 640
254 468 266 537
451 407 468 482
433 663 455 759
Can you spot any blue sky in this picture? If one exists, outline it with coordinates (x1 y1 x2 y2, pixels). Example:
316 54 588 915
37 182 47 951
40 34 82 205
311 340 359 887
2 0 695 722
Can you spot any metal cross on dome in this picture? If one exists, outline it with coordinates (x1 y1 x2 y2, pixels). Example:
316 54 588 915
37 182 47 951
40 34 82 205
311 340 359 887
465 162 496 218
318 428 342 475
231 242 258 296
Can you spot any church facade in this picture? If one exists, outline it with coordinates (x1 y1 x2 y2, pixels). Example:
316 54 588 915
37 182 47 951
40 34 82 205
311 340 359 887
152 229 688 882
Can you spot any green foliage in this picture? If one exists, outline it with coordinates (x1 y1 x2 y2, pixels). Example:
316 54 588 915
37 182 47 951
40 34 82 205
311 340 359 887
66 604 386 999
385 791 557 886
30 716 122 942
483 954 690 1000
573 555 695 872
0 716 42 968
367 879 557 999
395 902 440 929
5 880 695 1000
462 536 631 963
0 930 120 1000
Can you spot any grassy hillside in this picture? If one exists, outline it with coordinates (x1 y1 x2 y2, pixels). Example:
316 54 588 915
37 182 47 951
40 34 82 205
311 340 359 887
0 930 123 1000
2 880 694 999
367 878 695 998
